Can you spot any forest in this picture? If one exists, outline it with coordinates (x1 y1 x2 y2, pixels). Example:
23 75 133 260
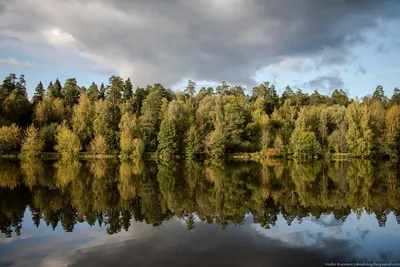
0 73 400 159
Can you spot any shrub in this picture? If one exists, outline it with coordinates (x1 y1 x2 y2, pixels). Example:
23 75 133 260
0 124 22 153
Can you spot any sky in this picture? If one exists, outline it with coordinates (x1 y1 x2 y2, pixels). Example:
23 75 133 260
0 0 400 99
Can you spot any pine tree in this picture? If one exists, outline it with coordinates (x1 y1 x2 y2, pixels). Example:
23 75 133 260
107 76 124 105
62 78 80 106
123 78 133 101
184 80 196 98
87 82 99 102
49 79 63 98
32 82 45 106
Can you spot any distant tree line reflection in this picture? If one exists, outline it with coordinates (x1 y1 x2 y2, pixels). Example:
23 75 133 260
0 159 400 237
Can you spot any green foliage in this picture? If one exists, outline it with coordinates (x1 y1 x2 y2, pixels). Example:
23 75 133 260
34 96 68 126
21 125 43 158
72 93 94 148
48 79 62 98
385 105 400 157
87 82 99 102
207 127 225 158
55 122 82 159
292 131 321 158
0 124 22 153
93 99 120 150
185 125 203 158
345 101 373 158
0 72 400 159
62 78 80 106
107 76 124 105
123 78 133 101
32 82 45 106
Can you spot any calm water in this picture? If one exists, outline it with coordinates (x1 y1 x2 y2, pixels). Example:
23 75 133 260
0 159 400 267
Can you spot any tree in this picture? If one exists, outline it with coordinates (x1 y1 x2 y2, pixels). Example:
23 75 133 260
39 123 58 152
309 90 326 105
72 93 94 148
62 78 80 106
157 119 178 158
207 127 225 158
34 96 67 126
184 80 196 98
331 89 349 106
88 135 109 155
0 124 21 153
93 99 119 150
292 131 321 158
107 76 124 105
123 78 133 101
49 79 63 98
32 82 45 106
390 88 400 105
345 101 373 157
185 125 203 158
99 83 106 100
0 73 18 102
87 82 99 102
372 85 385 103
139 89 165 150
385 105 400 157
1 89 32 126
21 124 43 157
55 122 82 159
119 111 140 159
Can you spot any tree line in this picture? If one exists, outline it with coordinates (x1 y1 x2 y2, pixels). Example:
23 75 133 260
0 73 400 159
1 159 399 236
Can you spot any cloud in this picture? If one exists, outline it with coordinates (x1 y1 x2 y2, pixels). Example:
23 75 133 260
376 43 389 54
304 74 345 93
0 57 37 69
356 65 367 75
0 0 399 87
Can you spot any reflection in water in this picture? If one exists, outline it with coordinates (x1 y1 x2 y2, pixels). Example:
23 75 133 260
0 159 400 265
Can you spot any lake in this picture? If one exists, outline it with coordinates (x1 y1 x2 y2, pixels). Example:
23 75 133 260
0 159 400 266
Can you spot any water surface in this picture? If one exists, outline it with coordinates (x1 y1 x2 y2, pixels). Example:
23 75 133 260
1 159 400 266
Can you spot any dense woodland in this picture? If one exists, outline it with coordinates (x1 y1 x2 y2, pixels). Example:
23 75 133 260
1 159 400 236
0 73 400 159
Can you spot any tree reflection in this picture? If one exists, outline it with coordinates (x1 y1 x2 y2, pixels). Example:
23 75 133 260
0 158 400 237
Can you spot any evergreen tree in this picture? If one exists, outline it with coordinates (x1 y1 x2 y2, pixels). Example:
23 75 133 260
99 83 106 100
107 76 124 105
184 80 196 98
32 82 45 106
62 78 80 106
391 87 400 105
123 78 133 101
49 79 63 98
87 82 99 102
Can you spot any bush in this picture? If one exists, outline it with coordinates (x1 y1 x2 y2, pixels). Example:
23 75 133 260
21 124 43 157
55 122 82 159
0 124 22 153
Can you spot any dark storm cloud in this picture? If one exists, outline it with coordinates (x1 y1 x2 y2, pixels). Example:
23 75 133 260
306 75 346 92
0 0 399 87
